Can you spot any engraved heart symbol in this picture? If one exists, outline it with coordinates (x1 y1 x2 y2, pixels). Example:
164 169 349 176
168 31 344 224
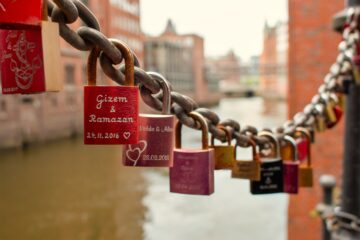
129 140 147 153
123 132 131 139
126 147 141 165
0 0 17 12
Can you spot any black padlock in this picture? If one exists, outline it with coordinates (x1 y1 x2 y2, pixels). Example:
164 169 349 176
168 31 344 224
250 131 284 194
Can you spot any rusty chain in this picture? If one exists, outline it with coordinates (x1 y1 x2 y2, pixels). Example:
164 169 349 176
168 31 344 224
47 0 360 149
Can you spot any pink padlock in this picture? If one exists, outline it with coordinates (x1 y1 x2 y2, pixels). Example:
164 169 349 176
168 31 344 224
170 112 215 195
283 135 299 194
123 72 175 167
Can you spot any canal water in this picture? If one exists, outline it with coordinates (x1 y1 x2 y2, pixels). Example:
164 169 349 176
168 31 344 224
0 97 287 240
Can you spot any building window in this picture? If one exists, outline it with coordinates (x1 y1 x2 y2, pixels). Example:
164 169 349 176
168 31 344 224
65 64 75 85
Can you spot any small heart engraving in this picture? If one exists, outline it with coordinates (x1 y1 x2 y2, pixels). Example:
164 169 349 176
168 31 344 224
123 132 131 139
126 147 141 165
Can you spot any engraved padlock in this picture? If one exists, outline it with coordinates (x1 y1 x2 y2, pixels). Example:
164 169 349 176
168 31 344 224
315 104 326 132
231 138 261 181
170 112 215 195
0 0 43 26
84 40 139 144
0 4 62 94
123 72 174 167
282 135 299 194
250 132 284 194
210 126 235 170
296 127 313 187
295 127 311 162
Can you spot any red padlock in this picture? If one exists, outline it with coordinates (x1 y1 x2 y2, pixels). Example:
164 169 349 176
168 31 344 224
282 135 299 194
0 0 43 26
123 72 175 167
170 112 215 195
295 127 311 163
0 6 62 94
84 41 139 144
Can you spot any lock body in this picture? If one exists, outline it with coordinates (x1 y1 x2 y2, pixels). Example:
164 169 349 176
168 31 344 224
299 166 313 187
327 105 343 128
170 149 214 195
84 85 139 144
296 138 308 162
232 160 261 181
123 114 174 167
283 162 299 194
211 145 235 170
0 22 62 94
0 0 43 26
250 158 284 194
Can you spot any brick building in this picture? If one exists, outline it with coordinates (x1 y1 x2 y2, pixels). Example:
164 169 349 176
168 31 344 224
260 21 288 99
144 19 219 105
0 0 143 149
288 1 344 240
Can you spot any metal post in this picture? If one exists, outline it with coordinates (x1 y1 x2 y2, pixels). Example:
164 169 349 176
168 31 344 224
331 1 360 239
320 175 336 240
334 1 360 239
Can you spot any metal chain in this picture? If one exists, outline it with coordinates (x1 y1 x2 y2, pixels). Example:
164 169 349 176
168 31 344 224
317 205 360 233
47 0 360 148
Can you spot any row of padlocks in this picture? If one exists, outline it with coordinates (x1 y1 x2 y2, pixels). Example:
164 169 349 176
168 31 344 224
0 0 350 196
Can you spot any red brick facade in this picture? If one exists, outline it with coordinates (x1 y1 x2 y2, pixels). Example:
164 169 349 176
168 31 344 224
288 1 344 240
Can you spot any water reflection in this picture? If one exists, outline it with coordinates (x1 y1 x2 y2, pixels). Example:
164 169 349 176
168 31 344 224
0 139 145 240
0 97 287 240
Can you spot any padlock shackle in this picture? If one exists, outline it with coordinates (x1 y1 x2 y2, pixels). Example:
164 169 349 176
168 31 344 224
295 127 312 167
87 39 135 86
147 72 172 115
258 131 280 159
283 135 298 162
87 47 101 86
211 125 232 146
175 112 209 150
235 138 259 163
110 39 135 86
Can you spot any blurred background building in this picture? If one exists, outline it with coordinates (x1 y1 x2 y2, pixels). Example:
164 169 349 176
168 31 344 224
259 21 288 100
144 19 220 105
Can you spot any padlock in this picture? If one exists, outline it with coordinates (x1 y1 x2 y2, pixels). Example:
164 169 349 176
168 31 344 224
326 93 343 128
282 135 299 194
250 132 284 194
210 126 235 170
297 128 313 187
294 127 311 162
315 104 326 132
0 5 62 94
123 72 174 167
280 138 293 162
0 0 43 26
84 40 139 144
170 112 215 195
231 138 261 181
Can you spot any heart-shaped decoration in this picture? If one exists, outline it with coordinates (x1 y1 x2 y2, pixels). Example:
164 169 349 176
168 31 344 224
260 148 272 157
129 140 147 153
0 0 17 12
126 147 141 165
123 132 131 139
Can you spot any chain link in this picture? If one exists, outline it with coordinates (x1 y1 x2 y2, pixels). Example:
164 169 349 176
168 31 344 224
47 0 360 148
